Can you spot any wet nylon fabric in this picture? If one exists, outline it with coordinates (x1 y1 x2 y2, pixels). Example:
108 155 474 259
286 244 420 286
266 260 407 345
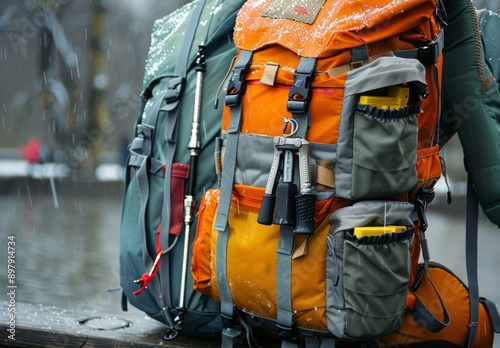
234 0 437 58
440 0 500 226
377 263 495 347
192 0 443 340
119 0 246 339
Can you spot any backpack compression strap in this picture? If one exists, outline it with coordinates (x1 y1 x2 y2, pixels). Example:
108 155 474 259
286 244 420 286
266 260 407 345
214 49 253 347
131 0 206 331
464 173 479 347
158 0 207 331
287 57 316 139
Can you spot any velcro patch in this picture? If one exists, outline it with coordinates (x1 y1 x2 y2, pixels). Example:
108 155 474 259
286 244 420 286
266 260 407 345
263 0 326 25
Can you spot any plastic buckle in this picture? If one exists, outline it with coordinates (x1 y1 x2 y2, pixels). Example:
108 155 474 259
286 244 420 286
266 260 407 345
277 323 299 344
224 92 241 107
287 71 313 113
418 42 439 66
220 312 239 330
225 67 248 107
418 187 436 205
415 188 435 233
165 76 186 103
225 53 252 107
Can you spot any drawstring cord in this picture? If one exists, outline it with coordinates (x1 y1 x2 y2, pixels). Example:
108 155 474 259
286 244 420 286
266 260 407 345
133 222 179 296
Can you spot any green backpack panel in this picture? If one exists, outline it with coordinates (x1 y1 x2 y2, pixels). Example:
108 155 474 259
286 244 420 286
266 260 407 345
440 0 500 227
119 0 245 339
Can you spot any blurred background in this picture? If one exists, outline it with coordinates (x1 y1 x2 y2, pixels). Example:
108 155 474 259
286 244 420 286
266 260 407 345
0 0 191 173
0 0 499 344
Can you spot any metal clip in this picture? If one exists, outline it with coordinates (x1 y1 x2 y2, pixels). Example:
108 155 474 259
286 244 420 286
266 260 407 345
282 117 299 138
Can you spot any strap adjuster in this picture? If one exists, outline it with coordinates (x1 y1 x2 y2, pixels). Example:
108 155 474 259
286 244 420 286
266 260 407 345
220 312 239 330
418 43 439 66
225 66 249 106
165 76 186 103
287 59 315 114
225 51 252 107
418 30 444 66
287 70 313 113
276 323 299 343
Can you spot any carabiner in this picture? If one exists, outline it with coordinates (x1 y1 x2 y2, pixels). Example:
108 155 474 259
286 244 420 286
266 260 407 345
282 117 299 138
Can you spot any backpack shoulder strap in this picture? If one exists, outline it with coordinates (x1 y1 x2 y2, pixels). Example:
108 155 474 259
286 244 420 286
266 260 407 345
464 173 479 347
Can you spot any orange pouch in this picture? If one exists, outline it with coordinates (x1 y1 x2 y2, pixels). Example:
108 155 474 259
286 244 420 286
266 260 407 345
192 184 336 331
191 188 220 297
378 262 496 347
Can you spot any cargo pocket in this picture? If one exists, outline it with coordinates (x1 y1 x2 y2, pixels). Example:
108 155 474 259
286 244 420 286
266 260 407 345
352 104 418 199
326 200 415 339
335 56 427 200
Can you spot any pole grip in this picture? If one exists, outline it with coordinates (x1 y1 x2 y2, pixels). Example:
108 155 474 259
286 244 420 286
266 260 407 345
293 193 315 234
273 182 297 226
258 193 276 225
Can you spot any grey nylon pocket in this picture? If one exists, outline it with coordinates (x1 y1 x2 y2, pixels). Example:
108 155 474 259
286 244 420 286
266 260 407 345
341 230 412 338
334 57 427 200
352 104 418 199
326 200 414 339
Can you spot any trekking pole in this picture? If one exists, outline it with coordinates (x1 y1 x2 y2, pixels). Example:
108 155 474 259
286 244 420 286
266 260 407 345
178 44 206 320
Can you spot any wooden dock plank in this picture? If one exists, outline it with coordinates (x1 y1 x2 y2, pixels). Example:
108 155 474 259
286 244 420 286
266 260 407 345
0 302 223 347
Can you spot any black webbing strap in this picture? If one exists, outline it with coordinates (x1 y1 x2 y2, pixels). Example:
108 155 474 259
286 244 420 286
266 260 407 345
463 173 479 347
411 232 450 333
411 194 450 333
213 50 253 348
287 57 316 139
394 30 445 66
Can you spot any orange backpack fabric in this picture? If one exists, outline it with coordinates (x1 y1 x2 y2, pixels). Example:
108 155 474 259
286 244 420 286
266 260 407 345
192 0 446 342
378 263 495 347
222 0 443 197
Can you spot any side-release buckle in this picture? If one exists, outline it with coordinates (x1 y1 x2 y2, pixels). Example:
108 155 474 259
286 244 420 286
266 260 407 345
225 50 252 107
418 43 439 66
418 30 444 66
220 312 239 330
277 323 299 344
165 76 186 104
287 59 315 114
394 30 444 66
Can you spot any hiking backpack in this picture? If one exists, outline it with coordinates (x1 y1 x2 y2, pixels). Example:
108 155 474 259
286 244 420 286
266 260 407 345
191 0 500 346
119 0 245 339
